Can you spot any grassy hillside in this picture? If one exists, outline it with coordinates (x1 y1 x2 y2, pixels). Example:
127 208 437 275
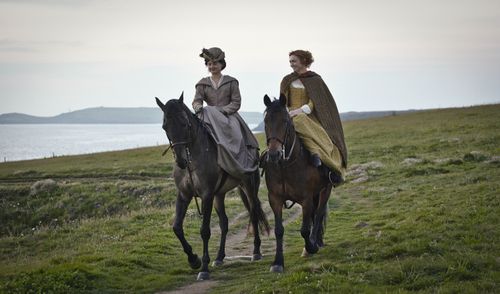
0 104 498 293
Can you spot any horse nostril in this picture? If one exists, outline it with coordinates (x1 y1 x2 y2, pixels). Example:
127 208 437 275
177 159 188 169
268 150 282 163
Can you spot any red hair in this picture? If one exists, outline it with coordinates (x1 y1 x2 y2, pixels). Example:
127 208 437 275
289 50 314 67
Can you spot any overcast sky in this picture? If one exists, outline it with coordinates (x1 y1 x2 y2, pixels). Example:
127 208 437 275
1 0 499 116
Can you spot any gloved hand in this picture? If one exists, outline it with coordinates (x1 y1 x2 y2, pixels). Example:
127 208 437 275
216 106 227 115
194 105 203 114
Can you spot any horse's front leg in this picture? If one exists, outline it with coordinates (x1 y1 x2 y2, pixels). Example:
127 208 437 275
269 192 284 273
197 195 214 280
212 193 227 267
172 193 201 270
300 198 318 255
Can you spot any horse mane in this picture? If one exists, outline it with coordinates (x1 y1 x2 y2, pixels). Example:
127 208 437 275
165 99 212 141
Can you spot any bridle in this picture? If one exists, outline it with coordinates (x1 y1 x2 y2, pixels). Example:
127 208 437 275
162 108 203 214
156 97 235 219
163 110 194 166
265 113 297 162
264 109 300 209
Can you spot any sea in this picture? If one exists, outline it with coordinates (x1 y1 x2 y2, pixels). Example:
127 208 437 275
0 123 258 162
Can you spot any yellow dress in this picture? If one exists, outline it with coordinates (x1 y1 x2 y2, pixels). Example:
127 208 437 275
288 84 345 177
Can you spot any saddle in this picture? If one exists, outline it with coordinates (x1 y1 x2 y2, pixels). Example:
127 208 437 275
259 150 343 187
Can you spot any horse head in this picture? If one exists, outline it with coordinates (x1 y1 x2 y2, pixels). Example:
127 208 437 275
156 92 194 169
263 93 294 163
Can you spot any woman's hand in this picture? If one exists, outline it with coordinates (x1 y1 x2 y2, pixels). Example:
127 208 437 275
289 108 303 117
216 106 228 115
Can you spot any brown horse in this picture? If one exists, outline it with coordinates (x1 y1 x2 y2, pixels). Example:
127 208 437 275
263 94 333 273
156 94 269 280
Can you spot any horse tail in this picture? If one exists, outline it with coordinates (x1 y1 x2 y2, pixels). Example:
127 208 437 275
239 172 270 235
238 186 251 213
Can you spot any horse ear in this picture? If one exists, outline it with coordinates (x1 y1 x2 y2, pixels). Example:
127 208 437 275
179 91 184 103
155 97 165 109
279 93 287 106
264 95 272 107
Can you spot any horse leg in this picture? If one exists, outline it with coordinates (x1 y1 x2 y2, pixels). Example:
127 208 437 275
301 199 319 255
241 174 267 261
269 194 285 273
197 196 214 281
250 208 263 262
316 202 327 248
172 193 201 270
311 184 332 249
212 193 227 267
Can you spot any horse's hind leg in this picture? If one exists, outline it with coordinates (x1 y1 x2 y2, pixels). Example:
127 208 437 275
213 193 228 266
316 202 327 247
241 173 269 261
248 190 263 262
239 187 262 260
311 184 332 249
301 198 319 255
172 193 201 270
197 196 214 280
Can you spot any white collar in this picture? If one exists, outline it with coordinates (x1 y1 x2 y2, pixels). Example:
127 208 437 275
210 75 224 89
291 79 305 89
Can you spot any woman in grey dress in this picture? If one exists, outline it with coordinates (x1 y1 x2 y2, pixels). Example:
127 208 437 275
193 47 259 178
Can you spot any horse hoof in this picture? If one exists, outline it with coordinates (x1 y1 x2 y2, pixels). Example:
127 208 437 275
270 265 284 273
197 271 210 281
301 248 311 257
189 255 202 269
252 253 263 261
212 260 224 267
306 244 319 255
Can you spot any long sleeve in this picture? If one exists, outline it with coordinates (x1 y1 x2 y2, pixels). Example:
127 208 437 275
221 80 241 115
300 99 314 114
192 84 205 113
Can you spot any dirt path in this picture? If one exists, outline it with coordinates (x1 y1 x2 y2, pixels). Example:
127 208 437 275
223 203 302 259
159 203 302 294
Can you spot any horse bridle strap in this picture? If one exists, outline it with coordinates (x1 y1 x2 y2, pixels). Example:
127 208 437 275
266 119 297 162
283 134 297 161
162 145 172 156
169 140 192 147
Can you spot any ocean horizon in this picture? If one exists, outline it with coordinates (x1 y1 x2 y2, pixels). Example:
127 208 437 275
0 123 258 162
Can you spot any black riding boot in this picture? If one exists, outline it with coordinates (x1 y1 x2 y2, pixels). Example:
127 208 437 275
311 154 322 167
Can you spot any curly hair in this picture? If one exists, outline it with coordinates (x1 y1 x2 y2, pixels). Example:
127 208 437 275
289 50 314 67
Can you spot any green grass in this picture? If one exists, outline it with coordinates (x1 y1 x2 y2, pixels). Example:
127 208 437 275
1 104 499 293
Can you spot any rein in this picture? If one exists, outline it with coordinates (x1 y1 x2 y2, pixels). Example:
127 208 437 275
266 117 300 163
162 108 226 217
265 113 301 208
